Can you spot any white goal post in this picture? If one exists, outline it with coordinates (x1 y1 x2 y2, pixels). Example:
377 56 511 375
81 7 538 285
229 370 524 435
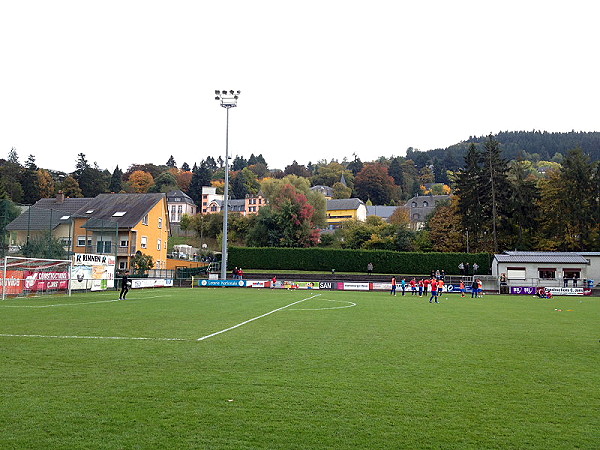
1 256 73 300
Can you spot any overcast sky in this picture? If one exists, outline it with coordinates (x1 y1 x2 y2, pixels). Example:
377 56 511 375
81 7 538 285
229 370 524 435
1 1 597 174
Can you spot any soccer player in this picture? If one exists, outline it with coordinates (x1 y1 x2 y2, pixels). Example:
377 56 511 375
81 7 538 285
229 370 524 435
391 276 397 296
119 270 130 300
429 278 439 303
460 280 465 297
410 278 417 295
418 279 424 297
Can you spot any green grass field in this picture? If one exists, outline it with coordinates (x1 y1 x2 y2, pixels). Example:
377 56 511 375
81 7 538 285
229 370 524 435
0 288 598 449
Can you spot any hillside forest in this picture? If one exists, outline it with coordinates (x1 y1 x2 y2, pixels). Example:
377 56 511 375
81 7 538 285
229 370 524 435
1 130 599 254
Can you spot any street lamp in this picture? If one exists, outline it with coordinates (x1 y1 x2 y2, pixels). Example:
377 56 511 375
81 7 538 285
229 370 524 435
215 90 241 279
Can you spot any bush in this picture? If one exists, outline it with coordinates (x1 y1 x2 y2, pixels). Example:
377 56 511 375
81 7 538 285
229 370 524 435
229 247 491 275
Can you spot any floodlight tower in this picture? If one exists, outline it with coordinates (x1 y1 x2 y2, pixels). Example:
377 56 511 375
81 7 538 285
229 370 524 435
215 90 241 279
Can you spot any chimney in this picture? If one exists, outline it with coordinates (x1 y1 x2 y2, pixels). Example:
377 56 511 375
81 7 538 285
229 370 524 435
56 191 65 204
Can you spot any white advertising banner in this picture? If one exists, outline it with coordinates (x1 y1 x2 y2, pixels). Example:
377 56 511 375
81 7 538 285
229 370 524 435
343 282 370 291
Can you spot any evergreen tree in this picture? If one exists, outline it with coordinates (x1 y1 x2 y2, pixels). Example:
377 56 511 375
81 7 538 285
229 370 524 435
346 154 364 176
388 156 404 186
109 166 123 193
454 143 483 251
189 163 212 204
538 148 596 250
166 155 177 168
508 161 540 249
204 156 217 172
21 155 40 204
181 162 190 172
232 155 248 171
479 134 512 252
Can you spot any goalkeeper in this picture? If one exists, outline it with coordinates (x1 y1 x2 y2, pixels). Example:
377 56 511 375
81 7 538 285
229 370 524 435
119 270 130 300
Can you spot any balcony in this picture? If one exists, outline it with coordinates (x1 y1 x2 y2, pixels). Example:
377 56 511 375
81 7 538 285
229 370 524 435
84 244 136 256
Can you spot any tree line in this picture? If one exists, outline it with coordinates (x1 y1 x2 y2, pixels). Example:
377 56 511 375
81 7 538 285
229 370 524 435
1 130 600 253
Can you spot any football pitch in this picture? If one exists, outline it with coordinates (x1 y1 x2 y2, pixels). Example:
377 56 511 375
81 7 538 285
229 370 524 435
0 288 598 449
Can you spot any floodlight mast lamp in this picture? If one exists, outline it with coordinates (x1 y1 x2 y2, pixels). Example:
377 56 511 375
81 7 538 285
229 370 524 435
215 90 241 280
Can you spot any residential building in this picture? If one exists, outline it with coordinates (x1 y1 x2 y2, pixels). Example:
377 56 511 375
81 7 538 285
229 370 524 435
202 186 268 216
325 198 366 229
6 192 93 252
70 193 170 271
404 194 450 230
244 192 268 215
201 186 223 214
366 205 398 222
310 185 334 199
166 190 197 234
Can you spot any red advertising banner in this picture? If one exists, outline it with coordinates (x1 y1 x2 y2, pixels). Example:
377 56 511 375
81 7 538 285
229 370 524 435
0 270 24 295
24 271 69 292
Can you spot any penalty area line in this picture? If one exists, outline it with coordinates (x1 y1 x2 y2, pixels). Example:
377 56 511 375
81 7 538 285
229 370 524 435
0 333 188 341
196 293 322 341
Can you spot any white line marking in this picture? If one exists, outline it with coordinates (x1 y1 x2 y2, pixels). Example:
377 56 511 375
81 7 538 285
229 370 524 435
196 293 322 341
289 299 356 311
0 333 187 341
0 295 170 308
0 299 121 308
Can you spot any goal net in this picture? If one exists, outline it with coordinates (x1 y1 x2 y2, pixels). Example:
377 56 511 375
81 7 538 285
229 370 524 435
1 256 73 300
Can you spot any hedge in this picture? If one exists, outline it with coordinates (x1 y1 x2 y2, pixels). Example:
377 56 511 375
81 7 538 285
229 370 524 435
228 247 491 275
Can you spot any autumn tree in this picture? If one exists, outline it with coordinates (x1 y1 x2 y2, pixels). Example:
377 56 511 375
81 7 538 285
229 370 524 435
311 162 353 188
260 175 326 227
174 169 192 193
332 181 352 199
426 200 465 252
354 163 395 205
37 169 55 198
127 170 154 193
58 175 84 198
248 183 321 247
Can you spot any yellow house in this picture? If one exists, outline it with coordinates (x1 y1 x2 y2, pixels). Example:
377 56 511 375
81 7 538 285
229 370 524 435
71 193 170 272
325 198 367 229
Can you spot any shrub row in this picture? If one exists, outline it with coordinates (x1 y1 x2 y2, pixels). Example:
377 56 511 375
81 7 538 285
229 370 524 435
229 247 491 275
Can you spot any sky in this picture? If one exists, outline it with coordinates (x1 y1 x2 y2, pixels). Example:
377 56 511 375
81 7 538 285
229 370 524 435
1 1 598 174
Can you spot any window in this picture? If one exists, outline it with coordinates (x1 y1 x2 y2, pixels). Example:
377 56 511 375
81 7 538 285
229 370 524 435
423 201 428 207
141 236 147 249
112 211 127 217
412 202 417 207
85 210 94 214
507 267 526 279
60 238 72 247
120 239 129 247
97 241 111 253
412 213 420 220
157 239 161 251
158 218 163 228
539 268 556 279
142 214 149 225
119 261 128 270
77 236 92 247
